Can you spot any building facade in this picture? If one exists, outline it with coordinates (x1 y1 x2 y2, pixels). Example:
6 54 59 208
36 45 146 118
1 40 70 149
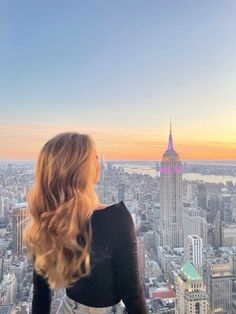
183 207 207 247
158 125 183 248
176 261 208 314
12 202 29 256
185 235 203 275
206 257 233 313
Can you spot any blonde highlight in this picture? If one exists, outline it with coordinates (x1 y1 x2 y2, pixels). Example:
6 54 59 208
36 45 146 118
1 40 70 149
23 132 99 288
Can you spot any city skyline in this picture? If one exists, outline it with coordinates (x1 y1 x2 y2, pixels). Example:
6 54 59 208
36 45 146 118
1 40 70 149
0 1 235 160
1 144 236 312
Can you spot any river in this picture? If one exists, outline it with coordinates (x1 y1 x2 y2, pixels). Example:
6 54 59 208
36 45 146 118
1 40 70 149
112 163 236 184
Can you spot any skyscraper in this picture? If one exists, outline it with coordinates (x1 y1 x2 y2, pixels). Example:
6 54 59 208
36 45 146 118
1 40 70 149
184 235 203 275
176 261 208 314
158 124 183 248
98 155 109 203
183 207 208 246
137 237 145 282
206 257 233 314
197 184 207 210
12 202 29 256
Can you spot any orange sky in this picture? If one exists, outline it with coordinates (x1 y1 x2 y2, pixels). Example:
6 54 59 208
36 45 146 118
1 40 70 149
1 1 235 162
0 121 235 160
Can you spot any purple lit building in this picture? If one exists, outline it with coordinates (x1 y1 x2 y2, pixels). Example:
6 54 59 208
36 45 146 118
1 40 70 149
157 125 183 248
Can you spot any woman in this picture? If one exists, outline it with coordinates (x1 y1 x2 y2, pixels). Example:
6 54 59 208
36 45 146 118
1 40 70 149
23 132 148 314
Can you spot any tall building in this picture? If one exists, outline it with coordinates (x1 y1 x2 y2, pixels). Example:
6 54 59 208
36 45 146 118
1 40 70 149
213 210 222 248
221 224 236 247
206 257 233 314
220 192 232 224
176 261 208 314
12 202 29 256
98 155 109 203
158 124 183 248
197 184 207 210
183 207 207 246
184 235 203 275
0 253 4 283
137 237 145 282
3 197 10 217
1 273 17 304
0 197 4 218
186 183 194 202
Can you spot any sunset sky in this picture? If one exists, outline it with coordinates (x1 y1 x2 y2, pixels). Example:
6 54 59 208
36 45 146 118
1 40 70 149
0 1 235 160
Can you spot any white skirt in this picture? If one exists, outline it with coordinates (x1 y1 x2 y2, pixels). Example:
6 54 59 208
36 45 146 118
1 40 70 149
56 293 126 314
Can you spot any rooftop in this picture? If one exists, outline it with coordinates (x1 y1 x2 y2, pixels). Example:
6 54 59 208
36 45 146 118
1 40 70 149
152 287 176 300
207 257 230 265
181 261 202 281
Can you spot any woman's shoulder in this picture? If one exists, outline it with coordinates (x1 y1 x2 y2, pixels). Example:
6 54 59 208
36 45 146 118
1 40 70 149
92 201 135 241
106 201 133 227
93 200 123 213
92 201 132 222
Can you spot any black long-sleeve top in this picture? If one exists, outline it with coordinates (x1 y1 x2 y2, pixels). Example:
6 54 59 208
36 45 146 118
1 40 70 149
32 201 148 313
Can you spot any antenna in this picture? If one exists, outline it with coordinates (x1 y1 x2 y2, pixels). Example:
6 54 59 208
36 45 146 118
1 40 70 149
170 114 172 135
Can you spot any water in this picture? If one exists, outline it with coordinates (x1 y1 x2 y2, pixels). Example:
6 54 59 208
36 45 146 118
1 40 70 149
113 163 236 184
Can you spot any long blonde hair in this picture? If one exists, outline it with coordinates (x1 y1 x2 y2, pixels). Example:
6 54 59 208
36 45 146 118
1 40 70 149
23 132 99 289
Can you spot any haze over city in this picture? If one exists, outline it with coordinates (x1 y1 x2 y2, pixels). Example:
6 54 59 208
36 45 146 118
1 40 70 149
0 0 235 160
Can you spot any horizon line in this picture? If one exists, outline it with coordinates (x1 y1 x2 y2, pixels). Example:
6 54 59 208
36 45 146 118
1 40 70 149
1 159 236 163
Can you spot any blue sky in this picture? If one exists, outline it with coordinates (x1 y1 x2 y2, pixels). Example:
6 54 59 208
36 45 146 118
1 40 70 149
0 1 236 159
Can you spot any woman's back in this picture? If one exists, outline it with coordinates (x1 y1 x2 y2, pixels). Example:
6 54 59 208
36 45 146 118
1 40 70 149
32 201 148 313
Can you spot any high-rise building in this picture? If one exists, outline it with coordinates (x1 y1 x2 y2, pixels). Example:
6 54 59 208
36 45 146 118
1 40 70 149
1 273 17 304
0 253 4 283
231 193 236 221
3 197 10 217
197 184 207 210
0 197 4 218
221 224 236 247
158 124 183 248
183 207 207 246
98 155 109 203
213 210 222 248
184 235 203 275
206 257 233 313
12 202 29 256
186 183 194 202
137 237 145 281
176 261 208 314
220 192 232 224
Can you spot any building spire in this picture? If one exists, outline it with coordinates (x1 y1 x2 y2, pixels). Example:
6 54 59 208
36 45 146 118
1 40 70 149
167 119 174 151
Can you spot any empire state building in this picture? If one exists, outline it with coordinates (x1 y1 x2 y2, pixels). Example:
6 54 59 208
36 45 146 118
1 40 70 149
158 124 183 249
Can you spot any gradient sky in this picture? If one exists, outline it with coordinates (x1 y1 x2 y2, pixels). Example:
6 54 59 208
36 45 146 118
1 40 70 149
0 0 236 160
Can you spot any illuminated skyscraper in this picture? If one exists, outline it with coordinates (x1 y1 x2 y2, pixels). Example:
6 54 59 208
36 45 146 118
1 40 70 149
158 124 183 248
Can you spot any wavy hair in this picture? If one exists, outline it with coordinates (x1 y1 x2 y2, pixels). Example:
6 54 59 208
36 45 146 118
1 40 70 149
23 132 100 289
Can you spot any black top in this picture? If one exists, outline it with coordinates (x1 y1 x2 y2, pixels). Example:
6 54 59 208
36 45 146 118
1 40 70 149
32 201 148 314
